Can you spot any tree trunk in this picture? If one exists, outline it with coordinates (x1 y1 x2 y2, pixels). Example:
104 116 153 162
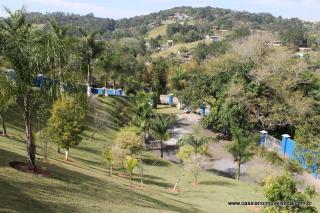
87 60 91 86
236 160 241 180
130 173 132 186
58 55 64 94
105 72 108 88
22 92 37 171
160 140 163 158
108 164 113 176
139 154 144 187
58 146 61 154
113 78 116 90
0 111 7 136
173 164 181 191
65 149 69 161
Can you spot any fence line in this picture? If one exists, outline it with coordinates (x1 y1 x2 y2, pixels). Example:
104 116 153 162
259 131 319 180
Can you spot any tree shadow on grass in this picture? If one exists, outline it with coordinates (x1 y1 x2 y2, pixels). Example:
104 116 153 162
0 148 199 212
198 180 235 186
0 175 76 213
143 158 171 167
75 145 102 156
206 168 236 179
131 177 173 188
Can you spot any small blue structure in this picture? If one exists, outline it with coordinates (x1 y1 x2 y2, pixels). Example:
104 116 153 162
199 105 206 117
106 89 115 96
168 94 173 107
97 88 105 95
91 88 98 94
34 74 45 87
115 89 122 96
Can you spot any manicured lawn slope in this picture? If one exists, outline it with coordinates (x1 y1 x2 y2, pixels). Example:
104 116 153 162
1 97 319 212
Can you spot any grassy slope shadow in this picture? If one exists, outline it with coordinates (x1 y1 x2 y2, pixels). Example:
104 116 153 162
0 148 199 213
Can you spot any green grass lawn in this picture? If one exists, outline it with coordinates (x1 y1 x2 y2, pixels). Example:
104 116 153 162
1 96 319 212
156 105 183 115
151 40 205 58
146 24 168 39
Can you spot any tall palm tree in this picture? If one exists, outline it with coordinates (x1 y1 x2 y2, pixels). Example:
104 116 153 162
0 8 51 170
78 29 104 87
48 20 71 83
151 113 175 158
96 46 113 88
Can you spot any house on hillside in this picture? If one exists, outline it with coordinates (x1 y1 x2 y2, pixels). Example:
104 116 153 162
205 35 222 42
299 47 313 52
178 49 193 62
269 40 283 47
217 29 231 37
168 13 191 21
167 40 174 47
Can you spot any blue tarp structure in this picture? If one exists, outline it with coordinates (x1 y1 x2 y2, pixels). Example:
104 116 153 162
33 75 125 97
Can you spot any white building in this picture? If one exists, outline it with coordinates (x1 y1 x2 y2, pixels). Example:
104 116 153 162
205 35 221 42
167 40 174 47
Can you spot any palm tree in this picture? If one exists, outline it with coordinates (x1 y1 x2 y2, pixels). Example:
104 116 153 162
0 8 52 170
131 91 154 143
227 128 255 180
78 29 104 88
151 113 175 158
48 20 71 83
178 126 215 155
124 156 139 185
96 46 113 88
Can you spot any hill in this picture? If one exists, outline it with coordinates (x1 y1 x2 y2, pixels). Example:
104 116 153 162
4 96 318 213
25 6 313 40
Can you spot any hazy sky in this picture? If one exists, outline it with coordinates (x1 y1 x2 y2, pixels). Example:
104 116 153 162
0 0 319 21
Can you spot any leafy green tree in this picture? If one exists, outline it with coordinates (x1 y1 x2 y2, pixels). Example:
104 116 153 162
177 144 206 184
47 95 85 160
103 147 114 176
230 26 250 40
0 73 16 136
151 59 168 106
280 25 306 48
151 113 175 158
227 128 255 180
149 36 161 49
264 174 317 212
177 127 213 184
114 126 144 186
114 126 143 155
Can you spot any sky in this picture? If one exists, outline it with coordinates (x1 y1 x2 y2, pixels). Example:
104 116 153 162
0 0 319 22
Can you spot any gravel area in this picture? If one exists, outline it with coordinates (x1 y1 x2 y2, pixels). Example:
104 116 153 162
153 112 320 192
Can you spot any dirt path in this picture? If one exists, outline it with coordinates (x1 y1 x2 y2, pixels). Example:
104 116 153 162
152 113 201 162
156 112 320 192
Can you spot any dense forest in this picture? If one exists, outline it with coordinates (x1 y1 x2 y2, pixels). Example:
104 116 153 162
25 6 319 47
